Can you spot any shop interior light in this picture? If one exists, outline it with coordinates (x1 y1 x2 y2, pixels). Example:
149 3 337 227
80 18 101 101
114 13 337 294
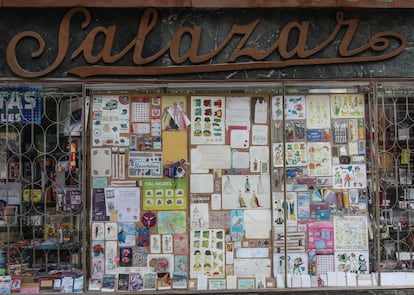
308 87 359 94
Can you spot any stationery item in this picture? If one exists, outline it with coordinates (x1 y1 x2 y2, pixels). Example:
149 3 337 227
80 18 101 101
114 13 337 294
92 95 129 147
91 148 112 177
117 273 129 291
306 95 331 128
142 178 187 210
119 148 125 179
101 274 116 292
331 94 365 118
316 255 335 275
333 121 348 144
128 151 162 178
191 96 225 144
190 229 225 278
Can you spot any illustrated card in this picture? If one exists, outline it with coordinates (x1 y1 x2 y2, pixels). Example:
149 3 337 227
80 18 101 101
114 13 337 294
332 164 367 189
222 175 270 209
306 95 331 128
334 216 368 251
331 94 364 118
273 192 298 227
307 143 332 176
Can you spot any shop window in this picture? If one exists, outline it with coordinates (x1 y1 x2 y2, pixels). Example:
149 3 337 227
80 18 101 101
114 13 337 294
368 83 414 284
3 82 414 292
0 86 85 292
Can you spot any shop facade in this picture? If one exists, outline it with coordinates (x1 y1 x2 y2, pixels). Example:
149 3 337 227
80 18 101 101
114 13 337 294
0 2 414 293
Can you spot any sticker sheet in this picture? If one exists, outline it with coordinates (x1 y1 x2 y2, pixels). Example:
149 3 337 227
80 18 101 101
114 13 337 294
92 95 130 146
272 143 307 167
191 96 225 144
285 142 307 167
272 95 306 120
190 229 225 278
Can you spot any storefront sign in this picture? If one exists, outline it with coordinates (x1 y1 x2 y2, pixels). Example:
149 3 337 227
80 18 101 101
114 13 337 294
0 88 41 123
3 8 407 79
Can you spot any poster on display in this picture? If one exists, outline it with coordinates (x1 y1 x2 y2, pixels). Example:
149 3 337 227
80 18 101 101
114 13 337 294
273 143 307 167
161 96 190 131
142 178 187 210
307 142 332 176
92 95 130 147
273 253 308 275
334 216 368 251
331 94 365 118
273 192 298 227
334 251 369 274
221 175 270 209
0 88 42 124
332 164 367 189
272 95 306 120
306 95 331 128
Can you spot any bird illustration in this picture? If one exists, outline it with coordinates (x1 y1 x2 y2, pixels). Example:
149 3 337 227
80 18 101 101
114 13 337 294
118 228 126 244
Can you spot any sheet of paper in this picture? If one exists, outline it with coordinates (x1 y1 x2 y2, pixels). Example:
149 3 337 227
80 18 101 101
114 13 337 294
230 129 250 148
235 248 269 258
226 275 237 289
197 275 207 290
234 258 271 277
107 187 140 222
163 130 188 165
91 148 112 177
226 97 251 127
190 148 209 173
232 151 250 169
195 145 231 169
190 174 214 193
302 275 311 287
276 274 285 288
211 193 221 210
252 124 268 145
292 276 301 287
244 209 271 238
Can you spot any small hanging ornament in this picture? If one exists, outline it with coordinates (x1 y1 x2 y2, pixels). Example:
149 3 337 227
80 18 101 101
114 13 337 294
141 211 157 228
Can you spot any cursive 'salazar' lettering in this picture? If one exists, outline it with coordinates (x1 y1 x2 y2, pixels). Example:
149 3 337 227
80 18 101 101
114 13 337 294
6 8 406 78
